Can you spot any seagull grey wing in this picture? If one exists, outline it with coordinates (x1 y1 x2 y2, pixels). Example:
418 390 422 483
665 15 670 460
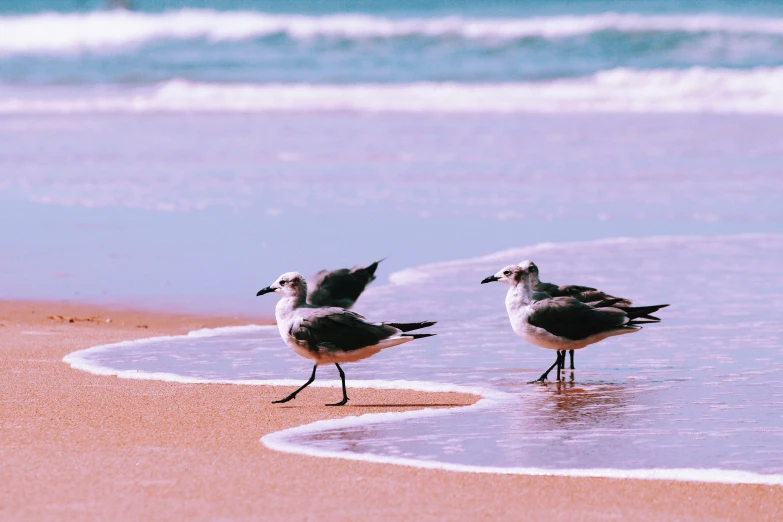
308 269 330 288
307 263 378 309
307 268 354 307
527 297 630 341
535 281 562 295
586 296 631 308
584 293 640 310
577 289 632 306
292 309 398 352
350 259 382 285
540 281 633 306
306 269 330 302
537 281 598 297
554 284 599 296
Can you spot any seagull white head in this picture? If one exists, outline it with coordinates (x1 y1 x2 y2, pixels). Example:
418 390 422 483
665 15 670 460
256 271 307 298
480 264 530 286
517 260 540 285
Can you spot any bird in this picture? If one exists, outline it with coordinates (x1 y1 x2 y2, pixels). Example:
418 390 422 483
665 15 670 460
307 259 384 309
481 263 666 383
518 260 669 370
257 271 435 406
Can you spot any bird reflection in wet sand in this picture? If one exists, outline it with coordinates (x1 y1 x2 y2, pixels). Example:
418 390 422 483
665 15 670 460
531 382 634 428
481 262 667 383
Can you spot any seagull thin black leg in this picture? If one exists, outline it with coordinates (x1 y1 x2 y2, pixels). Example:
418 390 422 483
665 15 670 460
568 349 575 370
272 364 317 404
529 352 562 383
326 363 349 406
556 350 564 382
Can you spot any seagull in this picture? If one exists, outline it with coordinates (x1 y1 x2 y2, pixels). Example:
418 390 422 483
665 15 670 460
481 263 665 383
519 260 669 370
307 259 384 309
257 271 435 406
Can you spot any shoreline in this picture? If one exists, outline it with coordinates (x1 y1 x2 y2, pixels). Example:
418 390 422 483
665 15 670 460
2 300 782 520
63 324 783 487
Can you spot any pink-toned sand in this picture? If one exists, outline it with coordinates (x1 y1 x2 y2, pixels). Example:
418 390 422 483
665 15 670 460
1 300 781 520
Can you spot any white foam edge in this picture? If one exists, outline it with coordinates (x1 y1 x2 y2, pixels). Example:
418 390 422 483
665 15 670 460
6 67 783 114
62 324 505 395
263 417 783 485
63 321 783 486
389 232 780 285
64 324 271 380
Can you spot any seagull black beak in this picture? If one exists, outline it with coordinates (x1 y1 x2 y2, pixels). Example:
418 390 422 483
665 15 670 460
256 286 275 296
481 275 500 284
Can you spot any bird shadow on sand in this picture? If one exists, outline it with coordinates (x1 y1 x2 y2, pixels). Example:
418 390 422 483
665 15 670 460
350 403 469 408
275 403 468 409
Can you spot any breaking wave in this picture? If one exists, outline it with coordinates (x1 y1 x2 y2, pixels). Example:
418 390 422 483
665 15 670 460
3 67 783 114
3 10 783 54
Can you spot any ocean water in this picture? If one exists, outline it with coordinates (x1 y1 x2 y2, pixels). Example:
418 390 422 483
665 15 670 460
67 233 783 481
3 1 783 112
2 0 783 480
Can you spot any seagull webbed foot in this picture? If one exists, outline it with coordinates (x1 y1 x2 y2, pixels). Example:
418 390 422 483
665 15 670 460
325 397 349 407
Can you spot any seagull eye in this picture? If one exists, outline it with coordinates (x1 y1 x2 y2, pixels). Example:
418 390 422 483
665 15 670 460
279 280 287 286
503 270 511 276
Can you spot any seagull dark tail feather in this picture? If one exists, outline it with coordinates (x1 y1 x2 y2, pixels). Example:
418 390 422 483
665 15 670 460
624 303 669 321
627 319 662 327
407 333 436 339
386 321 437 332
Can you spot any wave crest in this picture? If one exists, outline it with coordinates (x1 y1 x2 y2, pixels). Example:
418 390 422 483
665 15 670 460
2 67 783 114
3 10 783 54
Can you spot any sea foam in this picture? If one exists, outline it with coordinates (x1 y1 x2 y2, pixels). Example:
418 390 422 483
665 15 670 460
3 10 783 55
389 235 733 286
263 417 783 486
3 67 783 114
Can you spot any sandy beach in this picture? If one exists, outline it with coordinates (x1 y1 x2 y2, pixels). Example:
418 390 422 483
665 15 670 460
0 300 779 520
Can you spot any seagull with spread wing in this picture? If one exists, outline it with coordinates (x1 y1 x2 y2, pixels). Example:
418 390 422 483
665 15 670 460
307 259 384 309
257 271 435 406
481 263 666 383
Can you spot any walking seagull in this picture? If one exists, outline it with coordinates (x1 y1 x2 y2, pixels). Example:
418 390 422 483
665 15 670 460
519 260 669 370
481 263 665 383
257 271 435 406
307 259 384 309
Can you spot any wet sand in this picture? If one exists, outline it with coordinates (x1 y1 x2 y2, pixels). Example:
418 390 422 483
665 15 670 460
1 300 781 521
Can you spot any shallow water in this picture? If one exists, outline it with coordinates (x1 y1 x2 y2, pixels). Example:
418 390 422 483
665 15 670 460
4 112 781 316
75 234 783 474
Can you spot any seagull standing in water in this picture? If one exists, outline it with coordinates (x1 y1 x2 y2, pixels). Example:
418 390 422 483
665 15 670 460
519 260 668 370
257 272 435 406
307 259 384 309
481 263 665 383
